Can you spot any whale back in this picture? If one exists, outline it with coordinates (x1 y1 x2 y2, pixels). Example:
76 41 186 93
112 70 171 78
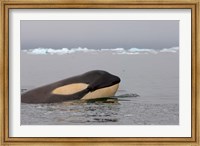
21 70 120 103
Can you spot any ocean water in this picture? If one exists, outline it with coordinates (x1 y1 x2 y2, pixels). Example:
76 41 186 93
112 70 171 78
21 49 179 125
21 91 178 125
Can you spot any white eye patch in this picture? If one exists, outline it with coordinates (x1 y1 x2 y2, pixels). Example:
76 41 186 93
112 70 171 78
52 83 89 95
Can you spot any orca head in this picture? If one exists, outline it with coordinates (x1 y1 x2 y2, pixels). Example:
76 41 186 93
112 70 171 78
51 70 120 99
82 70 121 92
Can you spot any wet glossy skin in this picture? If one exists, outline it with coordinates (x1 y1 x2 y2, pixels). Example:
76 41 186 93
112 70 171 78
21 70 121 103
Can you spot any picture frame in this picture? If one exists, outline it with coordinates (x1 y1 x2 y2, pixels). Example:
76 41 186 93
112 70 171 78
0 0 199 145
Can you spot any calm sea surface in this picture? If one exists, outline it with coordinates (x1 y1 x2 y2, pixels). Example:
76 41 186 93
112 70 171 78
21 91 178 125
21 53 179 125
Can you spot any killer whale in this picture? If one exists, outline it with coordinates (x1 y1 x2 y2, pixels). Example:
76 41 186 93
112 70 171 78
21 70 121 103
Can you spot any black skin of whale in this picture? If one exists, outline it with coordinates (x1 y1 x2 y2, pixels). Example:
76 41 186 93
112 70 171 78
21 70 121 104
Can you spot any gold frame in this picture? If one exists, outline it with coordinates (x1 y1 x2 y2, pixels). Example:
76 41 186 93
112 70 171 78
0 0 199 145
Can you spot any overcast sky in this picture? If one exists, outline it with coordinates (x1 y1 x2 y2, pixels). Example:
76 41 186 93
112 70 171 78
21 20 179 50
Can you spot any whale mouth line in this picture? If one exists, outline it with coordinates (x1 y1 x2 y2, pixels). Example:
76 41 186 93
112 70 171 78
112 80 121 85
81 83 120 100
